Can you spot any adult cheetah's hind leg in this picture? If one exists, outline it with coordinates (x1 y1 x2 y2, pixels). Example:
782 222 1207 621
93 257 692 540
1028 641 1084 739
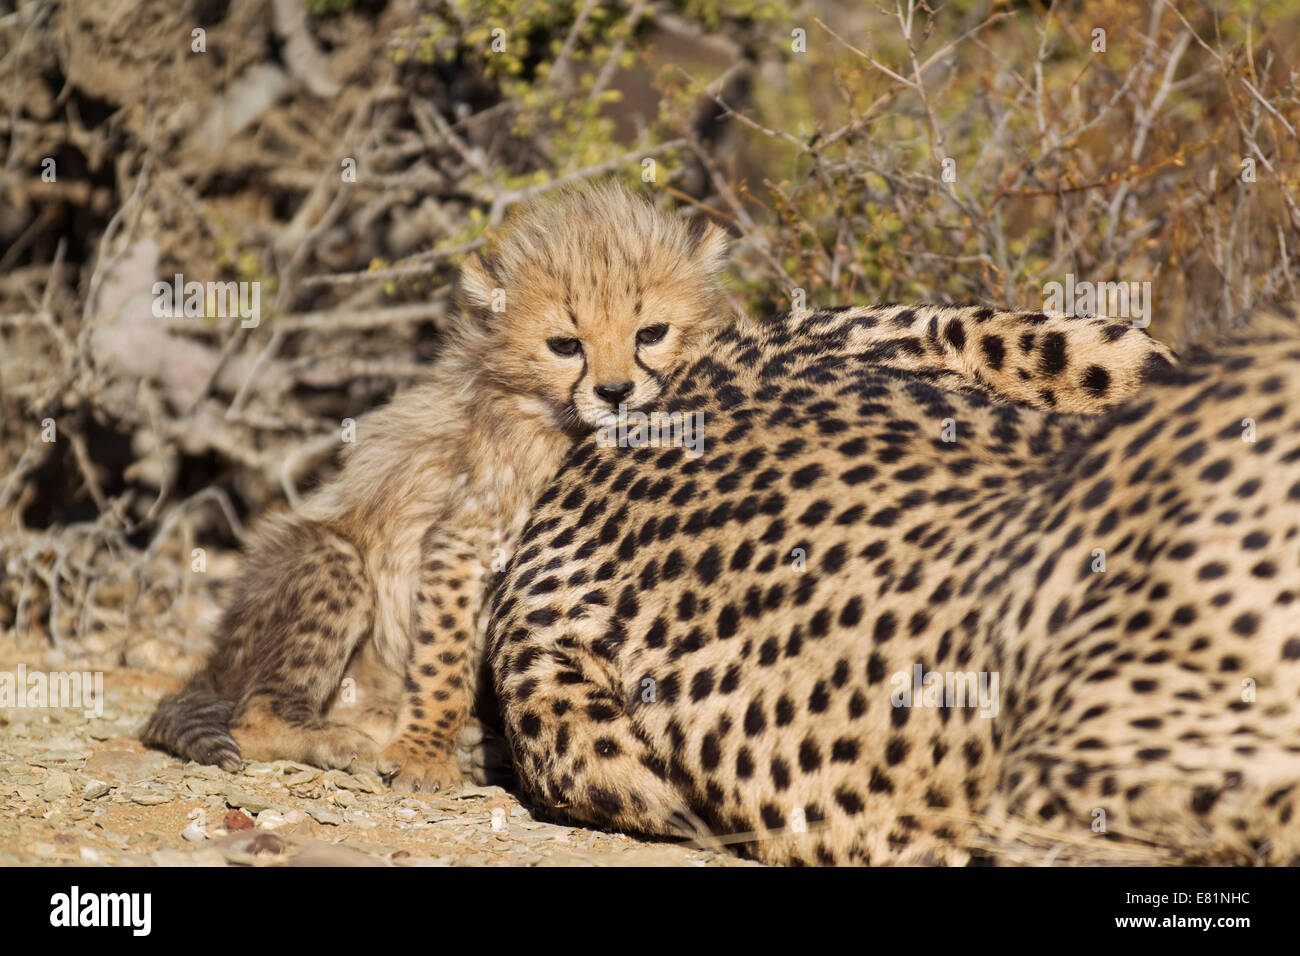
493 634 713 844
989 744 1300 865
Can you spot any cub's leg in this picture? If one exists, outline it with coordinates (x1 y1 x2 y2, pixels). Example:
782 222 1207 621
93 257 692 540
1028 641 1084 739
231 695 381 770
221 520 380 770
376 526 487 791
326 637 402 746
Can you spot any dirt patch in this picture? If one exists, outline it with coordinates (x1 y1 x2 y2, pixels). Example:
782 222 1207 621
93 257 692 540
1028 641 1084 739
0 660 750 867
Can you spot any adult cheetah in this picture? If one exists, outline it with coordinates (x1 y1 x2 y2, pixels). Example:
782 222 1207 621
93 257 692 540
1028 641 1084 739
487 301 1300 865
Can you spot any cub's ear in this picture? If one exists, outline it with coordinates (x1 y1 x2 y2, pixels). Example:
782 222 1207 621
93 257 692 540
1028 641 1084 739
686 217 729 274
457 252 501 322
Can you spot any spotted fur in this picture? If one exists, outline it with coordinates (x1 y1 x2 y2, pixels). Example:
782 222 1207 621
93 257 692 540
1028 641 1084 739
488 301 1300 865
142 183 732 788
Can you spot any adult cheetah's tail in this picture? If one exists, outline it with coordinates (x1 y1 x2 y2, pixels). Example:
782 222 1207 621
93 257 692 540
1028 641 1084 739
140 673 241 772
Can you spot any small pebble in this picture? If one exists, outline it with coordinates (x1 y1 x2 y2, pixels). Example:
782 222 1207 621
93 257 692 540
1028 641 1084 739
223 786 273 814
41 772 73 801
255 809 286 830
129 789 171 806
82 780 110 800
248 833 286 856
181 821 207 842
223 809 254 831
306 805 344 826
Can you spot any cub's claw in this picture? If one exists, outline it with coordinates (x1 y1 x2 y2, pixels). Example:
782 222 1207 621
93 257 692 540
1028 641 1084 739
378 740 462 792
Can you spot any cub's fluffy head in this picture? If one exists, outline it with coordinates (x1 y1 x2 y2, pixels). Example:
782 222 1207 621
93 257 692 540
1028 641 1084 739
456 181 730 431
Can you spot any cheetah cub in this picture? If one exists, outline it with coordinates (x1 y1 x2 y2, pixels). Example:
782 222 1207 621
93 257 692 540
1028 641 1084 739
143 183 731 790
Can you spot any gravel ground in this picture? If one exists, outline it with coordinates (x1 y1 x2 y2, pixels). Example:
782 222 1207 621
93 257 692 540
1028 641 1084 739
0 659 750 867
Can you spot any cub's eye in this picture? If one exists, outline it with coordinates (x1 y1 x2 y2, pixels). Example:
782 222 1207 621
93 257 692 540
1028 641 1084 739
547 337 582 356
636 324 669 346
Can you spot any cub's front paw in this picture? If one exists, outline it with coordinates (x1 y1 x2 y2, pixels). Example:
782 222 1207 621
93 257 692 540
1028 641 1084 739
378 740 462 793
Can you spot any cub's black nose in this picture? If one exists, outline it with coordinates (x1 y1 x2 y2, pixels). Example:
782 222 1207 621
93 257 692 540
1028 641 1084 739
594 381 634 405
